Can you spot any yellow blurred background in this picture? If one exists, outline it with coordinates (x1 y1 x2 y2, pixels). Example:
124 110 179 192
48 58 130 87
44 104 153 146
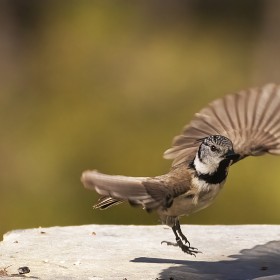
1 0 280 238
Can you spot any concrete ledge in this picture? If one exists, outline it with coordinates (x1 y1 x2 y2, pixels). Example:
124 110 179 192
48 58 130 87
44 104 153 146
1 225 280 279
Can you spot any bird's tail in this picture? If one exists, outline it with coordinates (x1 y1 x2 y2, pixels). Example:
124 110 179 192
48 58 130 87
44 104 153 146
93 196 124 210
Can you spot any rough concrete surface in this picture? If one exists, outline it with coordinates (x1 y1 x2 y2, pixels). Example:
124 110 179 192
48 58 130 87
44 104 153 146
1 225 280 279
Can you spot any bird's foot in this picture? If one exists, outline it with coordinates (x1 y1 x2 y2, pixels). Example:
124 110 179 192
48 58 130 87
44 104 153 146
161 239 201 256
179 234 191 247
161 240 177 246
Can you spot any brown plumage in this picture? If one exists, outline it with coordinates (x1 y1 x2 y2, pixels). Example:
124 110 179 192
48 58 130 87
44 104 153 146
164 83 280 165
81 83 280 255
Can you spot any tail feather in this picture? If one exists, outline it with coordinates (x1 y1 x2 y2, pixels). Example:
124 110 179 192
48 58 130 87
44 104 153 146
93 196 124 210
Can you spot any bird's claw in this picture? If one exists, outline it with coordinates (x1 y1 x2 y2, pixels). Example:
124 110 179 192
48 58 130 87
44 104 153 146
161 240 201 256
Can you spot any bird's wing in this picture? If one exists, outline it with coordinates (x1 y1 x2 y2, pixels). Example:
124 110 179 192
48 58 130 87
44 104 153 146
164 84 280 166
81 170 173 211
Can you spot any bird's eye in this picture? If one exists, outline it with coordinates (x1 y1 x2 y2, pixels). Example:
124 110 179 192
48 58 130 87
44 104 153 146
210 145 217 152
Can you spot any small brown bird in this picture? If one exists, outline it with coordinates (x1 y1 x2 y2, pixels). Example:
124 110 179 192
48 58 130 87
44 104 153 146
81 84 280 255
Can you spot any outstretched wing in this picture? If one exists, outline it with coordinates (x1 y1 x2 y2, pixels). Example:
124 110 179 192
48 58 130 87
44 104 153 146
81 170 174 211
164 84 280 166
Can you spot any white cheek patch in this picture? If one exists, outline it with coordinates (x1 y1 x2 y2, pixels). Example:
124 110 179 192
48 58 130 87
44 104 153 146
194 156 218 175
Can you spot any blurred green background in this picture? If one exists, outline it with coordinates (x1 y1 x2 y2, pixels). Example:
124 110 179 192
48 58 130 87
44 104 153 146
1 0 280 238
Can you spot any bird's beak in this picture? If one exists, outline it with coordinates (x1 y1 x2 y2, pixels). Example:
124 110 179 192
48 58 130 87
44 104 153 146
225 150 240 161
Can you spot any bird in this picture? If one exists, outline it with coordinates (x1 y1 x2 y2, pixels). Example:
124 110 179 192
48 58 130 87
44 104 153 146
81 83 280 256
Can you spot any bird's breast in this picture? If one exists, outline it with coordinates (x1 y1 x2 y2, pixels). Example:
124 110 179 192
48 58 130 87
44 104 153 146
163 179 224 217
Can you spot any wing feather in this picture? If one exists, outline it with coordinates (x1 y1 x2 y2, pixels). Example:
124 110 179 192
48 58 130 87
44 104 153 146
164 83 280 166
81 170 171 211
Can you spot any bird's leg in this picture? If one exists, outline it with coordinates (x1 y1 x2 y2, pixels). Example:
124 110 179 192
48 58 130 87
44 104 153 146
161 221 201 256
175 220 191 247
173 221 201 256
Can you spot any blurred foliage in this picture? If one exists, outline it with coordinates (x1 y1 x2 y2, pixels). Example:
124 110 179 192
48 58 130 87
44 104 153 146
0 0 279 238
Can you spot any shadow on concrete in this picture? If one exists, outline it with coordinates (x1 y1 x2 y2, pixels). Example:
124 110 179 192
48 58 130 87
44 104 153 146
131 240 280 280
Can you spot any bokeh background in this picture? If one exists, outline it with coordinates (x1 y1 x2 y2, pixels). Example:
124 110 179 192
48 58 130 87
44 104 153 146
1 0 280 238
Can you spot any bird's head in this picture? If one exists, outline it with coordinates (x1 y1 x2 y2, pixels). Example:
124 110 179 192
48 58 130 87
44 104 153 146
194 135 239 174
